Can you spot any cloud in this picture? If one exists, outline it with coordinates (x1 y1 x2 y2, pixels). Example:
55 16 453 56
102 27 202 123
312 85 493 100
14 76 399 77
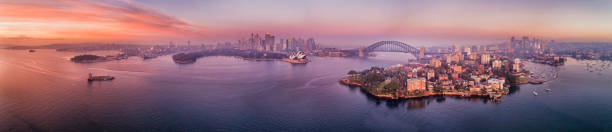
0 0 206 45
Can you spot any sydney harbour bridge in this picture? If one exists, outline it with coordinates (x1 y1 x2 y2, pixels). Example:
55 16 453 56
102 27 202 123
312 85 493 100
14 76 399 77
356 41 447 59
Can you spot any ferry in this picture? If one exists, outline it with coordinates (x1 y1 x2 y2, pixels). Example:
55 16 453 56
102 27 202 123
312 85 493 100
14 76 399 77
88 73 114 81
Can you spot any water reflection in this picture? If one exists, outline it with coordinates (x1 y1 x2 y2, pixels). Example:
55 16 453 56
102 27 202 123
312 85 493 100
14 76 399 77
3 49 612 131
347 83 516 110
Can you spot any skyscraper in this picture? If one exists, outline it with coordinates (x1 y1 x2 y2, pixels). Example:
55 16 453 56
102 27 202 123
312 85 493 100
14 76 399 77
306 38 316 51
251 33 263 51
481 54 490 65
264 33 275 52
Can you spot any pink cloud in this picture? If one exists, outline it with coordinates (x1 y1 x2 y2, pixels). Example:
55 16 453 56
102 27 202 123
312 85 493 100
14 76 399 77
0 0 206 45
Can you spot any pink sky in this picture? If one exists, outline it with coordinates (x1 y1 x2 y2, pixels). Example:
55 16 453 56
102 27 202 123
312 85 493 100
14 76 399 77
1 0 611 47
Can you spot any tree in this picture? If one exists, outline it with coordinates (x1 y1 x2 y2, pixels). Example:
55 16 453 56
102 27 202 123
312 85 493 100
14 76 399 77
347 70 359 76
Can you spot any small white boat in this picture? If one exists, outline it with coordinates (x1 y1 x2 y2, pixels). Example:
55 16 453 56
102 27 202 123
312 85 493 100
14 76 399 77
533 90 538 96
545 88 551 92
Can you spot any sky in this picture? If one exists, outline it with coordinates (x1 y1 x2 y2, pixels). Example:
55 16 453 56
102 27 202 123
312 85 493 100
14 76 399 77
1 0 611 47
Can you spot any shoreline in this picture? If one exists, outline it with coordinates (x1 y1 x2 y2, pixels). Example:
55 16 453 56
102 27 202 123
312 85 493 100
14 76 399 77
339 78 506 100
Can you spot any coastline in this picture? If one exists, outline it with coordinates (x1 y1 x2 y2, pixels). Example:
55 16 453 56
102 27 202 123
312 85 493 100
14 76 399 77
70 54 128 63
339 78 506 100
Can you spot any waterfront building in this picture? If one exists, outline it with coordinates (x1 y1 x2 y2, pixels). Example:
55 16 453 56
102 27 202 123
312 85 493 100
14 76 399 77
453 65 463 73
407 72 414 78
438 74 448 80
483 84 493 92
407 78 427 92
514 58 520 65
513 63 521 72
471 75 481 84
427 70 435 80
492 60 502 69
487 78 504 90
427 82 435 92
470 85 481 92
441 80 453 90
430 58 442 68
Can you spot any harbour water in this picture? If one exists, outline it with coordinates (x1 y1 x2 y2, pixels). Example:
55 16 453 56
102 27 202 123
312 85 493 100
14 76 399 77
1 49 611 131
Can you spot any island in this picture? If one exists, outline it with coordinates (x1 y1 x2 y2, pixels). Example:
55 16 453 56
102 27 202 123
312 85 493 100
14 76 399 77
70 54 128 63
171 49 309 64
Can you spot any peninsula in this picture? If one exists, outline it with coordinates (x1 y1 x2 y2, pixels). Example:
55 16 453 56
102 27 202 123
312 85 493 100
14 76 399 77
70 54 127 63
171 49 299 64
339 51 555 101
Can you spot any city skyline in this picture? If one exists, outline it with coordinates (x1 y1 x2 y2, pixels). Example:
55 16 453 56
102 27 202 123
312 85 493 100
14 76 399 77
2 1 612 131
1 0 612 46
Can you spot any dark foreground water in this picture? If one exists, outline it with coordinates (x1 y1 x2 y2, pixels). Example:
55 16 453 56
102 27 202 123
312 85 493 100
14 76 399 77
1 49 611 132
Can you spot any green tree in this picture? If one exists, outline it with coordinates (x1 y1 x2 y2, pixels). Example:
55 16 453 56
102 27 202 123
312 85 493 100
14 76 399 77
347 70 359 76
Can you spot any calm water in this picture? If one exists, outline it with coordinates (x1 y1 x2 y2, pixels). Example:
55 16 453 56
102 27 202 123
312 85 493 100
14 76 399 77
1 49 611 132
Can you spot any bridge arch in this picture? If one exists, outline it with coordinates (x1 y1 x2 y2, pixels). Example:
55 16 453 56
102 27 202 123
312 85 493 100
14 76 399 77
362 41 420 57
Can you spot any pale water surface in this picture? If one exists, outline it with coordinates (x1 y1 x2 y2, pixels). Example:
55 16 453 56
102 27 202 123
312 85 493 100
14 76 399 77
1 49 611 131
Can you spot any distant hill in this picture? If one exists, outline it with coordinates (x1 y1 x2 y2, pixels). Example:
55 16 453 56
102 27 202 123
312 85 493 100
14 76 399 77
4 43 149 51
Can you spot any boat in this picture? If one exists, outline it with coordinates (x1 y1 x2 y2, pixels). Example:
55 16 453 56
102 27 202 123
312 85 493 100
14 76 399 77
28 49 36 52
545 88 551 92
88 73 114 81
533 90 538 96
172 53 198 64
